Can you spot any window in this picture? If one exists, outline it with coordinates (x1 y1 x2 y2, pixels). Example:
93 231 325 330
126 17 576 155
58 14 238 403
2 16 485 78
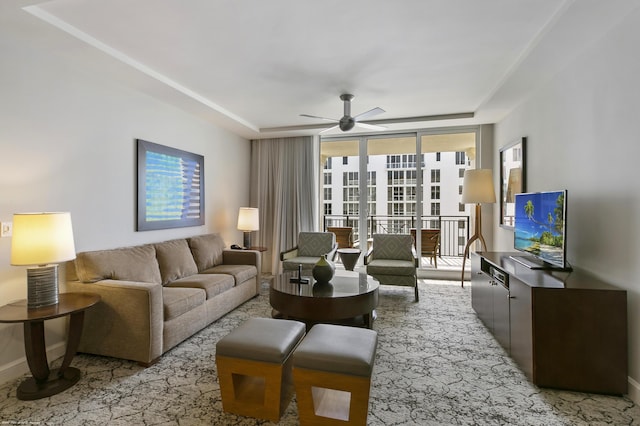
388 187 404 201
431 186 440 200
436 152 441 161
431 203 440 216
343 156 348 165
343 187 359 202
429 219 439 229
458 220 466 229
459 185 463 195
455 151 466 165
324 157 332 169
459 203 465 212
459 168 465 178
324 204 332 215
431 169 440 183
343 172 358 186
324 172 332 185
324 187 332 201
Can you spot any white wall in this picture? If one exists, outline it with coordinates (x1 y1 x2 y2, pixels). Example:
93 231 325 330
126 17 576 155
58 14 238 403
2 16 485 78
493 8 640 400
0 10 250 383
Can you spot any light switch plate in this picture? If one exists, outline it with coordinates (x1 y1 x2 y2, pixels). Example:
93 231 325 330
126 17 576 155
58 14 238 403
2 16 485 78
1 222 12 237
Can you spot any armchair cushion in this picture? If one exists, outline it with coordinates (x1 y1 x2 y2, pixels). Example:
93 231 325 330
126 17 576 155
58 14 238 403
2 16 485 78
298 232 336 257
366 259 416 276
371 234 414 261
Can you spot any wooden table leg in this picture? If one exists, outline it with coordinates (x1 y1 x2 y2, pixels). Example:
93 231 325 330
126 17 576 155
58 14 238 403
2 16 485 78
17 318 83 400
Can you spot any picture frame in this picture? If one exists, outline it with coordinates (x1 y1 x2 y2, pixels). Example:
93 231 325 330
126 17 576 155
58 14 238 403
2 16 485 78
136 139 205 231
499 137 526 229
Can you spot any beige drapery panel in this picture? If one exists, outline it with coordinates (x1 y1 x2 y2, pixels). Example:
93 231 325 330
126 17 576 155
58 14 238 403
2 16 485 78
250 136 317 274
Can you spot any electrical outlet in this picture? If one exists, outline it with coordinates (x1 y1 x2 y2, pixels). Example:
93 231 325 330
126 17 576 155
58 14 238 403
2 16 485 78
1 221 12 237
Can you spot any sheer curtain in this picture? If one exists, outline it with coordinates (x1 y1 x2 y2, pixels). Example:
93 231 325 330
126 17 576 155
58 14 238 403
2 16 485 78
250 136 317 274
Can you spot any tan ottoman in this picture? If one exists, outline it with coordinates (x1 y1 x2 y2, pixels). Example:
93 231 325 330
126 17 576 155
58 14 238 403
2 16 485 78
292 324 378 425
216 317 306 421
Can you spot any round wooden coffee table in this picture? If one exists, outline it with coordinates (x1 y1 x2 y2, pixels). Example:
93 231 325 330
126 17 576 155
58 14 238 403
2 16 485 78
269 270 378 328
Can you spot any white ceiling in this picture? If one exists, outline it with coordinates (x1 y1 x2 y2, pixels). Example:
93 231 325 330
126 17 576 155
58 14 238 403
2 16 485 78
6 0 638 139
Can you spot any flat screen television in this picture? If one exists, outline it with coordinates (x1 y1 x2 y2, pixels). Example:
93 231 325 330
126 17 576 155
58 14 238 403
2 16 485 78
512 190 570 270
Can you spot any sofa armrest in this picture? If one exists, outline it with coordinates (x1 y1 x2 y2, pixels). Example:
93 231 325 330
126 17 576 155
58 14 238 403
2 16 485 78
280 247 298 261
66 279 163 365
222 249 261 287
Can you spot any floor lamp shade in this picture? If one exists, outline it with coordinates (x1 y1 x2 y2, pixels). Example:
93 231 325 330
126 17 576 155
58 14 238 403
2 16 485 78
11 212 76 308
461 169 496 204
237 207 259 248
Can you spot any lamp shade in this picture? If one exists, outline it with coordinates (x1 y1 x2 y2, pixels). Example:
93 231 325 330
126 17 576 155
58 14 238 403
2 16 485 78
461 169 496 204
11 212 76 266
237 207 259 232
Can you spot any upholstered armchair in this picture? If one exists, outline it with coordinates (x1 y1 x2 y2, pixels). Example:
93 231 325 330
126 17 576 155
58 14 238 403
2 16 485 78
280 232 338 271
365 233 419 301
410 228 441 268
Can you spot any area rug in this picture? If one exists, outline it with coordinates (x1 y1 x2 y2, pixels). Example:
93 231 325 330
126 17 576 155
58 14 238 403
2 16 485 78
1 280 638 425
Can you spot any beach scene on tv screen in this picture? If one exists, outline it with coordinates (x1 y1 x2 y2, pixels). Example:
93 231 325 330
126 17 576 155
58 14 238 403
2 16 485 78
514 192 565 265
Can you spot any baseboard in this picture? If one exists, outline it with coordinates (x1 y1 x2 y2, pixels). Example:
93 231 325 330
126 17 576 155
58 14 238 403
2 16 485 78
628 377 640 404
0 341 66 386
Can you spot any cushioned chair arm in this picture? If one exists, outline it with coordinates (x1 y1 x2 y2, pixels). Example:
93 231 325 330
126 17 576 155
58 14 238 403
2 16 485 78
364 247 374 265
328 242 339 262
280 247 299 261
66 279 163 364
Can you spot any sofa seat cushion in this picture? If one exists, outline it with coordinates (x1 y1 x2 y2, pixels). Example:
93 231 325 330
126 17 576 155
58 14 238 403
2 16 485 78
366 259 416 276
162 286 206 321
154 239 199 285
188 233 225 271
165 274 234 299
202 264 257 285
75 244 162 284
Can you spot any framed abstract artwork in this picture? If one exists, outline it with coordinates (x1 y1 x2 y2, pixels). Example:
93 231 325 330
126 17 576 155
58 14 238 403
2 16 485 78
136 139 204 231
499 137 526 229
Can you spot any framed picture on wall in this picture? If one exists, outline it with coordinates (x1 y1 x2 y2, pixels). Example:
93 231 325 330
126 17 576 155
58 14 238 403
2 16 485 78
499 137 526 229
136 139 205 231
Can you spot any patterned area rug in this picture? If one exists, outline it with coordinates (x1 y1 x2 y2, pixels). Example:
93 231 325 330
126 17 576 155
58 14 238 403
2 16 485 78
1 280 638 425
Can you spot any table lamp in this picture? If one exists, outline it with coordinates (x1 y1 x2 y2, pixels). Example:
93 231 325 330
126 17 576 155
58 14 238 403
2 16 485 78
237 207 259 249
461 169 496 286
11 212 76 308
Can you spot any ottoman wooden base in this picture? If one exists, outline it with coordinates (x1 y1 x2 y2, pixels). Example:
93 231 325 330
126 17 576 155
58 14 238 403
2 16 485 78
217 355 295 422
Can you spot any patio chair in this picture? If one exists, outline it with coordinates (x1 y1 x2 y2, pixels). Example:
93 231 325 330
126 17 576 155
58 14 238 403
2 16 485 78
327 226 353 249
280 232 338 271
410 229 441 268
365 233 419 302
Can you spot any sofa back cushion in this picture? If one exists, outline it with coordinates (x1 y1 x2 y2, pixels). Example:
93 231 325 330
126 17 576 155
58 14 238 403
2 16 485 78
188 233 225 272
75 244 162 284
154 239 199 285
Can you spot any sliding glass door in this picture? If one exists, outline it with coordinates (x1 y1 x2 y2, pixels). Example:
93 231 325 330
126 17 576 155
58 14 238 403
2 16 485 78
320 127 478 272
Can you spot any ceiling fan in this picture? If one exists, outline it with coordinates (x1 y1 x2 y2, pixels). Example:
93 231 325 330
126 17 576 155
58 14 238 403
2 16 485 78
300 94 386 133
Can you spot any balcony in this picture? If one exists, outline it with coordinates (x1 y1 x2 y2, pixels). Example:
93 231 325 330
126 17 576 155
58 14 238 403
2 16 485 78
324 214 470 276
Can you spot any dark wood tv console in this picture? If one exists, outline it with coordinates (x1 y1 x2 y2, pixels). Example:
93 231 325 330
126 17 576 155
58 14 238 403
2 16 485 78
471 252 627 395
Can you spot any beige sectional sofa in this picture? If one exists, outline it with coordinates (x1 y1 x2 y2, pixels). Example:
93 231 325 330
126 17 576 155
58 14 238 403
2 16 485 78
66 233 260 365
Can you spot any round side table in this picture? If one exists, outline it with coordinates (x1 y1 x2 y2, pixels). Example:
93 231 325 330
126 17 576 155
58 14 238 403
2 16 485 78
337 248 361 271
0 292 100 400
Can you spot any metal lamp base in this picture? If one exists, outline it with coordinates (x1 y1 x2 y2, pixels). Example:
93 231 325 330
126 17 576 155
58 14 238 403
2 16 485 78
243 232 252 249
27 265 59 309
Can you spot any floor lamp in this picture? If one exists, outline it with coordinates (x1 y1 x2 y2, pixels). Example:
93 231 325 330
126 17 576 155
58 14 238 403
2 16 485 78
460 169 496 287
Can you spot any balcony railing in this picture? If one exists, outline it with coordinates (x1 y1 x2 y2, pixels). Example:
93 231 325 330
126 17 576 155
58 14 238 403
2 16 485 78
323 214 470 257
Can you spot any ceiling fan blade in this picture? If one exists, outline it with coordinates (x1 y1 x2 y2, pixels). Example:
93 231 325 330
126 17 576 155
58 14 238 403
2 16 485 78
353 107 385 121
319 125 340 134
355 122 387 131
300 114 338 122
